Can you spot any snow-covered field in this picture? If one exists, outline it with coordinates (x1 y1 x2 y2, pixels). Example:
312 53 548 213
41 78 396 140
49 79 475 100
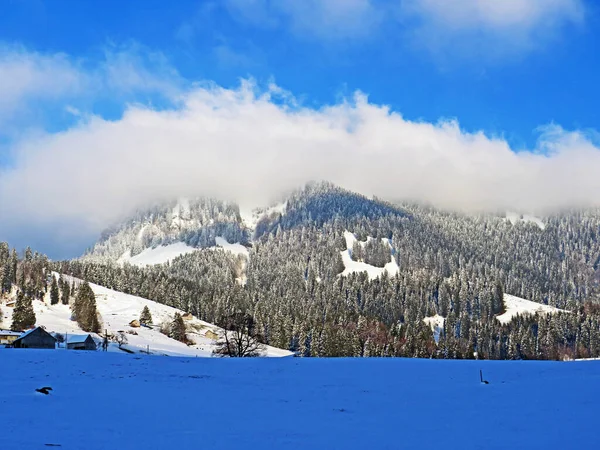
340 231 399 280
0 352 597 450
497 294 565 324
1 277 290 358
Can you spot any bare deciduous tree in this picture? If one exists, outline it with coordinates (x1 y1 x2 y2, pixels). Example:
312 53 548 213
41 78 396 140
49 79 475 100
114 331 128 348
213 312 265 357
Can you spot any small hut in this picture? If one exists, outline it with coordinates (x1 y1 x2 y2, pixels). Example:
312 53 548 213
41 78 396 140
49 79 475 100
13 327 57 349
205 329 219 340
182 313 193 321
66 334 97 350
0 329 21 345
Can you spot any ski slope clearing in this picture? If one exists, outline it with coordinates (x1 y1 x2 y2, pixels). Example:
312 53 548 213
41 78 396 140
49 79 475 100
214 236 250 258
497 294 566 324
340 231 399 280
505 211 546 230
423 314 445 343
116 237 249 268
240 201 287 230
117 242 197 267
1 277 290 358
0 352 597 450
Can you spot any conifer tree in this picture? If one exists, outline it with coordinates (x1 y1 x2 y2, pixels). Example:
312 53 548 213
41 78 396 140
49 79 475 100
1 260 12 294
72 282 100 332
140 306 153 325
50 277 60 305
60 278 70 305
11 291 36 331
170 312 187 343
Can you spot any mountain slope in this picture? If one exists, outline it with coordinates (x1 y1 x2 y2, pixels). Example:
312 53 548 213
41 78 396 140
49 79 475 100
1 276 291 357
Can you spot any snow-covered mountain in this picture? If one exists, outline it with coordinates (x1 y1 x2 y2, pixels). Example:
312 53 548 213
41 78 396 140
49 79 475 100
40 181 600 360
82 182 405 268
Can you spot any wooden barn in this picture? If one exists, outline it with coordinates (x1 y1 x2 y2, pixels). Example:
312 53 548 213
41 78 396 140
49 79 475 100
66 334 97 350
13 327 57 349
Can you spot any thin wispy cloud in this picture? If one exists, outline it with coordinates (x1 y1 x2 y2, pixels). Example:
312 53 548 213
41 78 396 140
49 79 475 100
400 0 585 60
0 44 185 139
0 45 86 122
225 0 383 40
222 0 585 59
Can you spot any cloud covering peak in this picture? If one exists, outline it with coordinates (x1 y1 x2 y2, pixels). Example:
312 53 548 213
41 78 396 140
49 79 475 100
2 77 600 257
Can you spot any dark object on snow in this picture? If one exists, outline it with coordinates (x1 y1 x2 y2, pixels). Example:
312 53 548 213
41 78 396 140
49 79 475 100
480 370 489 384
36 386 53 395
13 327 57 349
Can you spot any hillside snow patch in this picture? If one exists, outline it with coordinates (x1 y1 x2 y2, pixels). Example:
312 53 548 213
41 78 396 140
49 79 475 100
497 294 565 324
505 212 546 230
118 242 197 267
340 231 399 281
2 274 291 358
214 237 250 258
423 315 445 343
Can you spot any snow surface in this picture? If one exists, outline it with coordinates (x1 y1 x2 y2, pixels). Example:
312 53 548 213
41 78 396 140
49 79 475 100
0 352 598 449
497 294 565 324
340 231 399 280
117 242 197 267
505 211 546 230
1 275 291 358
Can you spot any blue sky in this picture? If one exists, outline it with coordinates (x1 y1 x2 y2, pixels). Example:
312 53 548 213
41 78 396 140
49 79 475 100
0 0 599 258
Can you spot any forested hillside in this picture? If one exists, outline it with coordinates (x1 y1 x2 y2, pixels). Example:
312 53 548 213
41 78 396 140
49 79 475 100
50 183 600 360
83 197 248 263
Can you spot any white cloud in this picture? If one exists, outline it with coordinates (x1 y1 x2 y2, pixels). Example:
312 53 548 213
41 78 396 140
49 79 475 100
2 78 600 257
401 0 585 58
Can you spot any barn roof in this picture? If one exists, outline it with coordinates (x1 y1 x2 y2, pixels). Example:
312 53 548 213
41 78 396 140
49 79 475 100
66 334 94 344
0 329 21 337
16 327 57 341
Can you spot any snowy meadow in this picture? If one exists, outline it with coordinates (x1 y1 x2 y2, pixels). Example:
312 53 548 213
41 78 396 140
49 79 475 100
1 351 598 449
